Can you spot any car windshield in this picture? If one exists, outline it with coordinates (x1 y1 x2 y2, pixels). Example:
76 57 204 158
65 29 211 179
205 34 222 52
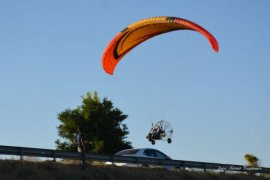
115 149 139 155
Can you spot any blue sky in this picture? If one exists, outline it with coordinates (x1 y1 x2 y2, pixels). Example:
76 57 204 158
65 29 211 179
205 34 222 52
1 0 270 167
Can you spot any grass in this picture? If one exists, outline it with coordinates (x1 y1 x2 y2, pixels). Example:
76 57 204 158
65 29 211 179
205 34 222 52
0 160 269 180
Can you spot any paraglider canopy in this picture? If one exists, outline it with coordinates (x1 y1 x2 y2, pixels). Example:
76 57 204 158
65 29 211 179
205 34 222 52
102 16 219 75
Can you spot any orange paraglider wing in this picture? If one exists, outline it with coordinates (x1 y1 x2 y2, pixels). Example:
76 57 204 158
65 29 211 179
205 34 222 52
102 16 219 75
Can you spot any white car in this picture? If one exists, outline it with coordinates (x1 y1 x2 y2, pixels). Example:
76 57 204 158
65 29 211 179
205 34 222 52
106 148 175 170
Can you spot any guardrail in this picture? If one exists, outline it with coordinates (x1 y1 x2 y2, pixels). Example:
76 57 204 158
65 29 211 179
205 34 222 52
0 145 269 174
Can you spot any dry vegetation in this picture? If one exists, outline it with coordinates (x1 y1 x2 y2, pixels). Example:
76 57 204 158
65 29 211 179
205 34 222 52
0 160 269 180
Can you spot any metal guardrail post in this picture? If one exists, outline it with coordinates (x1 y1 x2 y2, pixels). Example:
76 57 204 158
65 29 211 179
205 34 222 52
19 147 23 161
203 166 206 172
135 157 139 165
182 162 186 171
110 155 114 164
53 151 56 162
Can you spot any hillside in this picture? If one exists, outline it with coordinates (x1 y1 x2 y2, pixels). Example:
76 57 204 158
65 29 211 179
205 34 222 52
0 160 269 180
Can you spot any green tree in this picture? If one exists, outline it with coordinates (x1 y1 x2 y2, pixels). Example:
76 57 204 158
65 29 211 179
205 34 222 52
244 154 260 167
55 91 132 154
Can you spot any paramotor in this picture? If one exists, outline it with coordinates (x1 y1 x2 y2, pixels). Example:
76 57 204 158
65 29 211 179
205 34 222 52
146 120 173 145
